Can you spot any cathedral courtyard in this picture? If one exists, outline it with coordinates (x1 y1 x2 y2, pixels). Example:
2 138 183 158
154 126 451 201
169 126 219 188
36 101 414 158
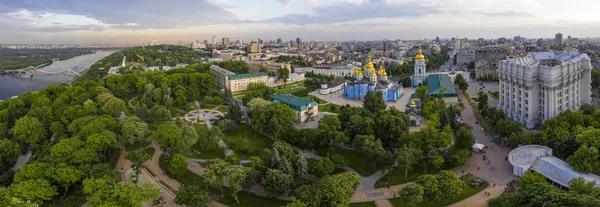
310 86 416 111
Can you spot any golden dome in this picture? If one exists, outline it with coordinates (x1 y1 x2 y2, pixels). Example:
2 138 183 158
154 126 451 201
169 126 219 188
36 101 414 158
410 100 416 109
415 47 425 61
382 71 387 77
364 55 375 71
370 70 377 77
379 65 387 77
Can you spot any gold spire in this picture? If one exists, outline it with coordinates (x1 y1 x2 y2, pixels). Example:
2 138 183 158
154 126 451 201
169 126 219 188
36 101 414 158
415 47 425 61
364 55 375 72
410 100 416 109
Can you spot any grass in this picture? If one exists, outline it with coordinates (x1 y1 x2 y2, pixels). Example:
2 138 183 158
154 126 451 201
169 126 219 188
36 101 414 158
463 91 473 103
488 91 499 100
374 161 440 188
144 147 155 156
318 103 341 113
223 124 275 159
187 124 225 159
350 201 377 207
124 141 150 151
389 174 489 207
218 191 289 207
216 106 229 113
304 95 327 104
159 154 288 207
473 108 497 136
314 146 377 176
158 154 206 186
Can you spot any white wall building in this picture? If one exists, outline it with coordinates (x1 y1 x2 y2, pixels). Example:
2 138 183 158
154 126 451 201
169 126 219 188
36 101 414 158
294 66 356 77
509 145 600 189
498 52 592 129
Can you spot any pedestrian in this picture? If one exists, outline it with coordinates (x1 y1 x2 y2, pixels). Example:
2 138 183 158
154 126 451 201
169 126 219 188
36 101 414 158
477 166 480 170
493 183 496 187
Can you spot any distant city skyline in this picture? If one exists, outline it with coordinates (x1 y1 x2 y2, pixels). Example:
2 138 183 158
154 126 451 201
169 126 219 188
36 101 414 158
1 0 600 44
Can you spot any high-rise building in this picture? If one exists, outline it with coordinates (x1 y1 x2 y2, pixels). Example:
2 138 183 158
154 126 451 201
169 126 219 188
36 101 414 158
257 38 263 44
277 38 282 44
498 52 592 129
567 35 572 46
203 40 208 44
514 35 522 42
296 37 302 46
455 35 460 51
222 38 230 46
435 37 440 43
555 33 563 45
212 35 216 45
248 40 260 53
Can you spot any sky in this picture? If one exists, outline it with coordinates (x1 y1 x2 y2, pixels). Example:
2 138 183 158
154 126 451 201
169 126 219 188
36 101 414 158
2 0 600 44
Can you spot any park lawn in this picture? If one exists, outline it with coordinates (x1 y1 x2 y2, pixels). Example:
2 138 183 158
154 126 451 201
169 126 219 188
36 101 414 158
158 154 206 187
124 141 151 151
223 124 274 159
389 176 489 207
314 146 377 176
318 103 341 113
473 108 497 137
217 106 229 113
463 91 473 103
144 147 156 156
304 95 327 104
488 91 499 100
187 124 225 159
219 191 289 207
374 161 440 188
350 201 377 207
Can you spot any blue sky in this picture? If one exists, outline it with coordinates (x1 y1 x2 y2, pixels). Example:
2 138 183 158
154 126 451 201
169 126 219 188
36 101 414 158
1 0 600 44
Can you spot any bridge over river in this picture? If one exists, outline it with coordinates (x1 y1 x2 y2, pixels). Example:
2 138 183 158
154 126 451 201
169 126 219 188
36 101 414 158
3 64 81 77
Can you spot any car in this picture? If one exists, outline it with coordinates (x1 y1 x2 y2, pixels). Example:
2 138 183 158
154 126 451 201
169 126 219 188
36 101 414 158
476 121 479 124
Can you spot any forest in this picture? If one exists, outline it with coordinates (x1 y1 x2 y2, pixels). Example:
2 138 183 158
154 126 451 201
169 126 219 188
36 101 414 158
0 48 96 71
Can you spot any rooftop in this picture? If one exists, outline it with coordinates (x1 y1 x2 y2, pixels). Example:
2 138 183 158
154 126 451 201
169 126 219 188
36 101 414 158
427 74 458 97
210 65 235 76
509 145 600 188
227 72 267 80
270 93 317 112
505 51 588 66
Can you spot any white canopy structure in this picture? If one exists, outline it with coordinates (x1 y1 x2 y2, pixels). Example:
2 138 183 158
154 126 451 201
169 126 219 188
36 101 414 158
472 143 485 152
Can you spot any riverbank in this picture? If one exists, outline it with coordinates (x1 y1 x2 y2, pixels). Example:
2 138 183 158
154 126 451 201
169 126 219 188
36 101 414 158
0 50 116 100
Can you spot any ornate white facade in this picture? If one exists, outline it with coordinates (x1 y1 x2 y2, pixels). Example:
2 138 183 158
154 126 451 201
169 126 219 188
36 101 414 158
411 47 426 87
498 52 592 129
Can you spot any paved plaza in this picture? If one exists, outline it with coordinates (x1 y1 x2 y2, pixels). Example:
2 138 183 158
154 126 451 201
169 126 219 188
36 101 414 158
467 80 500 108
184 108 224 124
310 87 416 111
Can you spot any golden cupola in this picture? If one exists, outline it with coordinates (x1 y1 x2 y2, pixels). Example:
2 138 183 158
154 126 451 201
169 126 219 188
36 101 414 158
370 69 377 77
364 55 375 72
378 65 387 77
410 100 417 109
415 47 425 61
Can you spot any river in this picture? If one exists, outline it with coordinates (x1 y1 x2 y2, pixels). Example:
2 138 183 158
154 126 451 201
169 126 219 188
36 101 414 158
0 50 116 100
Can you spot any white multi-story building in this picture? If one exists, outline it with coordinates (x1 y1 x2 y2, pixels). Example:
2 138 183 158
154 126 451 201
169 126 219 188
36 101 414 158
498 52 592 129
294 66 356 77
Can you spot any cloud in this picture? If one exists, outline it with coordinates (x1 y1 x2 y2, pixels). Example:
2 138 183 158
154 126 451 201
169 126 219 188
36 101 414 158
0 0 244 29
268 0 437 25
1 9 138 32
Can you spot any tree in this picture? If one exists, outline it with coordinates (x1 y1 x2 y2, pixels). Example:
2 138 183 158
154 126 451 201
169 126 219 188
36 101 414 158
296 172 360 207
295 154 308 178
478 91 488 112
309 157 335 177
415 86 428 102
567 146 600 173
252 103 295 138
203 159 251 204
262 169 293 197
397 145 423 182
363 91 386 113
398 183 424 207
226 103 244 124
174 185 211 207
8 179 57 205
329 154 347 169
13 162 50 183
149 105 172 123
455 124 474 150
102 97 126 118
436 170 466 199
374 110 408 147
454 74 468 91
170 154 188 176
119 116 150 145
86 130 119 161
149 122 184 154
83 176 159 207
429 156 445 171
126 149 152 173
247 98 271 112
12 116 46 146
0 139 20 166
416 174 440 201
50 163 84 197
317 115 345 145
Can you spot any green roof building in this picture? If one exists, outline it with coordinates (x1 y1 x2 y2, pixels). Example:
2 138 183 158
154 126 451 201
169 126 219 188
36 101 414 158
269 94 318 122
426 74 459 105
